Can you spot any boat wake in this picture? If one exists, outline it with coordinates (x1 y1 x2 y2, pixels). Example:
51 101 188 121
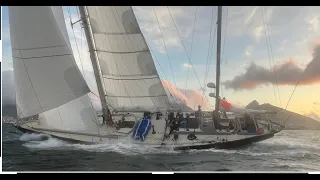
20 132 179 155
19 133 51 142
19 130 320 159
6 129 320 171
187 131 320 159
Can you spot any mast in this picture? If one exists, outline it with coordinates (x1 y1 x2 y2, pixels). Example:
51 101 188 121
78 6 110 121
215 6 222 116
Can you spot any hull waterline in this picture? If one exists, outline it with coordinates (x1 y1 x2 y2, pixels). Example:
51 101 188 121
14 124 276 151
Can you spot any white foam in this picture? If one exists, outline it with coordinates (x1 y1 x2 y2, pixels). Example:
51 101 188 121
19 133 178 155
257 135 320 151
19 130 320 157
23 138 66 149
19 133 51 142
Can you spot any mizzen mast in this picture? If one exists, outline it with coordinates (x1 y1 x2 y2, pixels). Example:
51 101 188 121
215 6 222 118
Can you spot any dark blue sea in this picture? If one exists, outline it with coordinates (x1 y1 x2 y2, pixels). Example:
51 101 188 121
2 121 320 172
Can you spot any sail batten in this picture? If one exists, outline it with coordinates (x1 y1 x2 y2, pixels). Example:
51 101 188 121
86 6 170 111
103 75 159 80
96 49 149 54
9 6 91 118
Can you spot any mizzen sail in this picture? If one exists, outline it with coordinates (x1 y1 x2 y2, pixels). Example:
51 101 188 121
85 6 170 112
9 6 91 118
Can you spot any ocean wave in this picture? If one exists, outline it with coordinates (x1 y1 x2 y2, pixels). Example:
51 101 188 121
19 133 51 142
18 130 320 159
20 133 179 155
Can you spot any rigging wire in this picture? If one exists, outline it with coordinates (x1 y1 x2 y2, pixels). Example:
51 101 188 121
184 6 198 104
152 6 181 107
281 72 307 126
69 7 102 113
262 7 285 124
109 7 146 107
261 7 278 108
67 7 103 136
75 7 97 105
75 8 97 104
67 7 85 77
114 7 163 108
261 7 288 127
113 7 166 109
167 6 209 103
146 41 180 105
220 6 228 98
76 7 84 61
262 7 282 109
260 7 307 128
201 6 216 106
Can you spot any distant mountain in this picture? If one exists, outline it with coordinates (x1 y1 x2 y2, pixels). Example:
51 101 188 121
246 100 320 130
246 100 259 109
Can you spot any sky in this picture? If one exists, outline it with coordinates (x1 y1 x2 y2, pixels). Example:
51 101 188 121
2 6 320 121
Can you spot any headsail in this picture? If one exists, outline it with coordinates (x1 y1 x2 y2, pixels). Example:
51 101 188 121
84 6 170 112
39 94 102 134
8 6 91 118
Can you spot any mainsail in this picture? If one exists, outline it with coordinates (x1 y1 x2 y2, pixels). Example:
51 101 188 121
9 6 91 118
84 6 170 112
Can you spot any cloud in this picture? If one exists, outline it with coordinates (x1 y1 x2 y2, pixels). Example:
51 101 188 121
223 43 320 90
314 101 320 105
161 80 211 110
307 15 319 32
2 26 10 42
2 67 211 112
244 45 253 57
245 6 258 25
183 63 192 68
133 6 193 54
252 25 264 42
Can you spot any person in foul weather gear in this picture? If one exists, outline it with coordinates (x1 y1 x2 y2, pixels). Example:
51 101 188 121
184 113 190 131
107 109 113 122
168 112 175 124
222 98 228 118
195 105 202 127
102 114 107 125
213 111 222 131
168 118 179 136
176 111 184 124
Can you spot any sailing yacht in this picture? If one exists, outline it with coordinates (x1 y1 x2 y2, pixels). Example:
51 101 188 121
9 6 284 150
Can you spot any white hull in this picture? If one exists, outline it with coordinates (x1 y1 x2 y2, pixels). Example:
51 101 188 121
15 113 278 150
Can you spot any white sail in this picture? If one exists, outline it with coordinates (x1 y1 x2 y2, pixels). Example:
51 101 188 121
8 6 91 118
85 6 170 112
39 94 101 134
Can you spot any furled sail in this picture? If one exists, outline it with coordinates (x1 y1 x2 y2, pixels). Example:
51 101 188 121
85 6 170 112
8 6 91 118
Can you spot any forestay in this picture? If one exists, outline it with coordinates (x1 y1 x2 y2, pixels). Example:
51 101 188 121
85 6 170 112
9 6 91 118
